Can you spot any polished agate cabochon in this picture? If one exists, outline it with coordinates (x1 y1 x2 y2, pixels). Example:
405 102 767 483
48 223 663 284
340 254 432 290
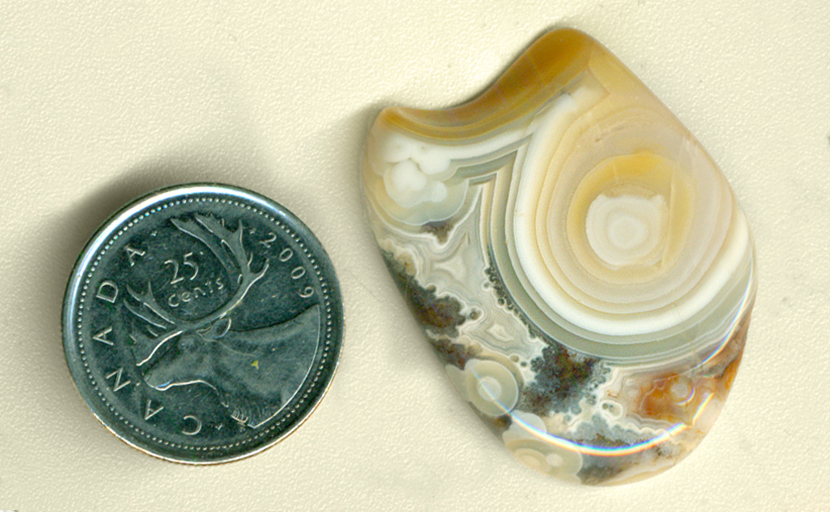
363 29 755 485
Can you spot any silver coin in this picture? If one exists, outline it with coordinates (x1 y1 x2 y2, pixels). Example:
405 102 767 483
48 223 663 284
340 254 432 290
62 183 343 463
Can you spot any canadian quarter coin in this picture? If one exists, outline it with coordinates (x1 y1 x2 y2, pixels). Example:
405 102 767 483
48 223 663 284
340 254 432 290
62 183 343 463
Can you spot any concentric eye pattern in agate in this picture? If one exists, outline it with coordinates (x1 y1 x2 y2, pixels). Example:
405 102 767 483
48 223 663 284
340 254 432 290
363 28 755 485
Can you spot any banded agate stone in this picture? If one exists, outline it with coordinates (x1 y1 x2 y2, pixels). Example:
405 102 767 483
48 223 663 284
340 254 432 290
362 29 756 485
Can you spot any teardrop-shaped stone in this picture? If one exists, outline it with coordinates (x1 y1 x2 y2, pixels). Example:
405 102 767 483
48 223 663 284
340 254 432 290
362 28 756 485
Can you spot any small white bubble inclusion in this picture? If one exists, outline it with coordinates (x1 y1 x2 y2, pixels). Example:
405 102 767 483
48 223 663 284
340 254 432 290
476 376 503 402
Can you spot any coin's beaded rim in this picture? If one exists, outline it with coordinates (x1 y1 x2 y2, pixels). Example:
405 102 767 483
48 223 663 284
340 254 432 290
72 193 340 458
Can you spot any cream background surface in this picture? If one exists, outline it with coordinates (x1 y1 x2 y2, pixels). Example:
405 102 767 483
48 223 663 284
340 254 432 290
1 1 828 510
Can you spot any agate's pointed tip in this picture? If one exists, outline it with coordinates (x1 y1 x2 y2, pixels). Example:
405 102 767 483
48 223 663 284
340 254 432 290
382 28 610 139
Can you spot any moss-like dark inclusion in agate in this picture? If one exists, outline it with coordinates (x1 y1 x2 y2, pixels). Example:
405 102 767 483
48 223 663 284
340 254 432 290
380 248 609 426
380 249 467 338
484 262 609 415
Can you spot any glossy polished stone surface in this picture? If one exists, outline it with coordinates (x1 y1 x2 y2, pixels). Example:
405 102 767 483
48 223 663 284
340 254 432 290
363 28 756 485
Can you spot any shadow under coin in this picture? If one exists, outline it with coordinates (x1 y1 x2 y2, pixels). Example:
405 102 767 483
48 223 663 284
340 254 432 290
36 135 273 442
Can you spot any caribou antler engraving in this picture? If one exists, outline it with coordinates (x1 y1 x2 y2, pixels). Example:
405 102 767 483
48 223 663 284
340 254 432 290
128 214 269 366
123 214 320 428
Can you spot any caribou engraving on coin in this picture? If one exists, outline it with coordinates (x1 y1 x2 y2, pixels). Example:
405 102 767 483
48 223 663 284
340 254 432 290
126 214 320 428
63 184 343 463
